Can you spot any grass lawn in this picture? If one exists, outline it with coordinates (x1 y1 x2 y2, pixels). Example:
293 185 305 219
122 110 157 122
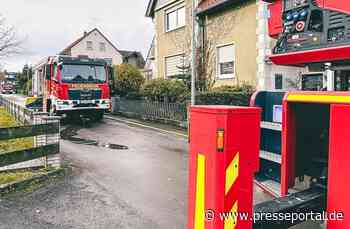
0 107 34 154
0 107 38 186
0 170 38 185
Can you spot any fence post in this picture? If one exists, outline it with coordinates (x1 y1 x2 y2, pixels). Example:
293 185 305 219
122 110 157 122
41 116 61 169
33 113 61 169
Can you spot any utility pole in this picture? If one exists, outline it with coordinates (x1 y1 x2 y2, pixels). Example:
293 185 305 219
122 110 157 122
191 0 197 105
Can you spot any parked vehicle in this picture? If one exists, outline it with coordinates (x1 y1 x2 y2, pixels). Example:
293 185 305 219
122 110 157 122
0 81 16 94
32 55 113 120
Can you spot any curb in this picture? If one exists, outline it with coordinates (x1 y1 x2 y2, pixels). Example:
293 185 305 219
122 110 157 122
105 115 188 138
0 168 67 197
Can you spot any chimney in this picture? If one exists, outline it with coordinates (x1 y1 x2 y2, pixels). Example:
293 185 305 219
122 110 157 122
84 31 87 36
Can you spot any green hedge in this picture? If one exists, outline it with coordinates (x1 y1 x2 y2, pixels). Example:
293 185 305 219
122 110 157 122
195 91 252 106
142 79 188 103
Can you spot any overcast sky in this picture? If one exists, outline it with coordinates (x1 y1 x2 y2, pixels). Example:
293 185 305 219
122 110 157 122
1 0 154 71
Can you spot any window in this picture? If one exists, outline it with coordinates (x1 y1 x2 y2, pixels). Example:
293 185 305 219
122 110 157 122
308 10 323 32
53 65 58 81
165 54 186 78
217 44 235 79
275 74 283 89
99 42 106 52
86 41 93 50
60 65 106 83
302 74 323 91
165 6 186 32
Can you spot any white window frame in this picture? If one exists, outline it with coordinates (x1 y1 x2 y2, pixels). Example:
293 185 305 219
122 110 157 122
99 42 106 52
216 43 235 80
165 5 186 32
164 53 186 78
86 41 93 51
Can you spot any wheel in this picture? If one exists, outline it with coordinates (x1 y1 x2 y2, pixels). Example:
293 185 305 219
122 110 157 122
90 111 104 121
49 104 57 116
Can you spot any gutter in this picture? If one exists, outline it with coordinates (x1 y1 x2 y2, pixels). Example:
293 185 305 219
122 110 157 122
196 0 248 16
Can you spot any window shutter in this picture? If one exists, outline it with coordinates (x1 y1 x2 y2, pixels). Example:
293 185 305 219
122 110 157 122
218 45 234 63
165 55 185 77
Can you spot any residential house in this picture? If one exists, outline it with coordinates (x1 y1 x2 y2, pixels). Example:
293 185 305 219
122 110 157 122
197 0 259 88
60 28 145 69
146 0 304 90
146 0 192 80
143 37 156 81
119 50 145 69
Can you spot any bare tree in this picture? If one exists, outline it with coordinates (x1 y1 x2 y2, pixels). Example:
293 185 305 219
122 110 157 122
286 72 303 90
0 15 22 59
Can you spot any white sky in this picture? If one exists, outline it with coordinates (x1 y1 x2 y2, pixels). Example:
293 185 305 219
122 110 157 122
1 0 154 71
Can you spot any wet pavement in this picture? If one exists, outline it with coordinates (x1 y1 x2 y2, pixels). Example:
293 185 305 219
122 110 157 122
0 118 188 229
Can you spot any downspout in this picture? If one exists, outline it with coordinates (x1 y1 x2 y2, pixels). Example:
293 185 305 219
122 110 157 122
191 0 198 105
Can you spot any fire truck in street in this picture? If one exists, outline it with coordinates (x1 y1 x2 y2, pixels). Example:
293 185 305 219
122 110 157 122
32 55 112 120
0 73 17 94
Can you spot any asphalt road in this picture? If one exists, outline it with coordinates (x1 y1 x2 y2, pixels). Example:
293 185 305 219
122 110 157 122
0 118 189 229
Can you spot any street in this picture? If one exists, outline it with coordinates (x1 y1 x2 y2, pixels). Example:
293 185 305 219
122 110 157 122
0 118 188 229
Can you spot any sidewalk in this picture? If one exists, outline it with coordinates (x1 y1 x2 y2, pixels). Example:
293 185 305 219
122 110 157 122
105 114 188 138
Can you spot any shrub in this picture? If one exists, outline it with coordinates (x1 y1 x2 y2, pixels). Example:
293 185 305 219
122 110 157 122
142 79 188 103
195 83 255 106
195 91 252 106
113 64 145 97
210 83 255 94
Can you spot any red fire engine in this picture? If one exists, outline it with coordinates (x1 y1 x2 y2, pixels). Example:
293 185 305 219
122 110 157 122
33 55 112 120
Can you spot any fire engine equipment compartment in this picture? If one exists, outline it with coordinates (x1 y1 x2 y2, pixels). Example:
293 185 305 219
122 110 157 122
282 92 350 228
281 93 334 196
292 102 329 188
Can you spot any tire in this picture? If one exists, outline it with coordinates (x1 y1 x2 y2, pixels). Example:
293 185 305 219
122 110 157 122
91 111 104 121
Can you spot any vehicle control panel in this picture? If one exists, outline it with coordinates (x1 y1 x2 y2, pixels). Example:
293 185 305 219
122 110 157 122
273 0 350 54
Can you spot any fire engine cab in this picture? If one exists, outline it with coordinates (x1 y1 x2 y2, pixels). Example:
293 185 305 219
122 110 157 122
33 55 112 120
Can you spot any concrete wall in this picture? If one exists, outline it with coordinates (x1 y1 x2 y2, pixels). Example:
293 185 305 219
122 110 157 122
204 1 258 87
70 31 123 66
154 0 192 79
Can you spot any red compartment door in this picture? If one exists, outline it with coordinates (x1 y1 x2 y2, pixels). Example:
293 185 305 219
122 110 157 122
328 104 350 229
268 0 283 38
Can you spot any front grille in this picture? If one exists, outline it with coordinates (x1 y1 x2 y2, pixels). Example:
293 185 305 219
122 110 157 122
68 89 102 100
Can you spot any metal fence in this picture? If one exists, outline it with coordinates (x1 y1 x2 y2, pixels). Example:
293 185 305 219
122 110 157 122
112 97 188 127
0 96 34 124
0 95 61 171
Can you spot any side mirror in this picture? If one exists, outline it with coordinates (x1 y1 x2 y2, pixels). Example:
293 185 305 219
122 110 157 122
45 64 51 80
108 66 114 80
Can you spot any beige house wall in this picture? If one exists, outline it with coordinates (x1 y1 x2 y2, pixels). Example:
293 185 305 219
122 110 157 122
154 0 192 79
204 1 258 87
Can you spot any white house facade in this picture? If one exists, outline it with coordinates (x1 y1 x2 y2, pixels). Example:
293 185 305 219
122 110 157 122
60 28 123 66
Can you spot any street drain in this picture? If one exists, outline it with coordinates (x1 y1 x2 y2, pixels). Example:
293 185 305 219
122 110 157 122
101 144 129 150
68 137 98 146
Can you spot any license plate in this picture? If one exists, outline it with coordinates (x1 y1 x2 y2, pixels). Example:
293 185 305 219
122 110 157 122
81 100 93 104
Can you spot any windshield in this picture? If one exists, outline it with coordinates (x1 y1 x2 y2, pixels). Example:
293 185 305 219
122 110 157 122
60 65 107 83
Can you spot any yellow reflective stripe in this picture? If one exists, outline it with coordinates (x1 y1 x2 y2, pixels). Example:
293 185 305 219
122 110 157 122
287 94 350 103
225 152 239 195
224 201 238 229
195 154 206 229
